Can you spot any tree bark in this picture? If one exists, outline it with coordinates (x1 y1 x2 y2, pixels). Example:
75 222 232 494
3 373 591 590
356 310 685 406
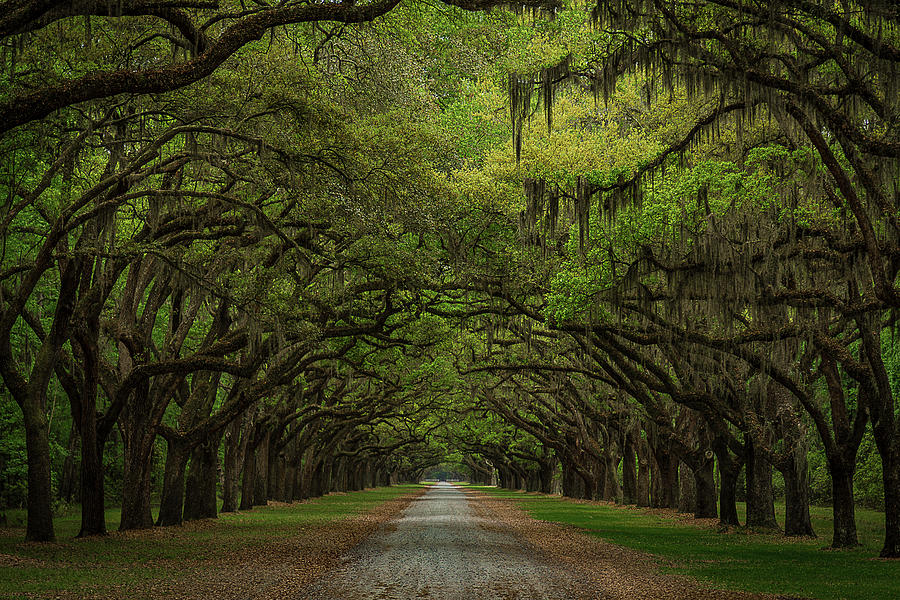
713 436 741 527
253 430 270 505
118 433 155 530
59 422 79 504
745 437 779 530
183 435 220 520
651 442 678 509
678 462 696 514
871 413 900 557
74 328 107 537
879 443 900 557
221 413 248 513
829 460 860 548
240 443 257 510
693 455 718 519
156 438 190 526
622 432 637 504
636 437 651 507
23 407 55 541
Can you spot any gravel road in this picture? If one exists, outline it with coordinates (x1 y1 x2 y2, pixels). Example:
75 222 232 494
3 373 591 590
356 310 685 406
299 482 596 599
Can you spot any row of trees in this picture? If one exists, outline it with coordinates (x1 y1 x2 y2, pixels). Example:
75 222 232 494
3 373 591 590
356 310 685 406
2 0 898 562
1 0 524 539
451 0 900 559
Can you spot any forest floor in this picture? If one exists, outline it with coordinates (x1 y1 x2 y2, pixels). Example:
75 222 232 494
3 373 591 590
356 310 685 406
0 486 423 599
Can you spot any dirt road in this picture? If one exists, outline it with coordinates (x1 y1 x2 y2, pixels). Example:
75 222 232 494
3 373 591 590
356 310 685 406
300 482 595 599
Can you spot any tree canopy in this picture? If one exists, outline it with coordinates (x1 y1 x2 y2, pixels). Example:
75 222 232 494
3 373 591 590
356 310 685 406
1 0 899 562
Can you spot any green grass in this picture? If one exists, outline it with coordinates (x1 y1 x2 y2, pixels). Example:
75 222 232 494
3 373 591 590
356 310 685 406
0 486 420 599
469 486 899 600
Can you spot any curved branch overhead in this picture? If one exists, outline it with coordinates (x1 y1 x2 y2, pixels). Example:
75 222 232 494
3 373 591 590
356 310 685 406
0 0 560 134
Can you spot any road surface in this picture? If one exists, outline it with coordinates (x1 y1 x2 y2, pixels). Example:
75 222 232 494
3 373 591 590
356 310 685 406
300 482 595 599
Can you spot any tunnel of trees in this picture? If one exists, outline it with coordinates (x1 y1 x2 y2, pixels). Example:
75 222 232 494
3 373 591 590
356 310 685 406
1 0 898 560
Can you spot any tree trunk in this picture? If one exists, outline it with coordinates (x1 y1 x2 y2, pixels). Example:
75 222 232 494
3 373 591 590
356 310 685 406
829 461 860 548
693 456 718 519
156 438 190 526
622 434 637 504
560 459 581 498
651 444 678 509
872 420 900 557
253 431 270 505
118 433 155 530
70 321 107 537
119 380 157 531
77 406 106 537
59 423 80 504
605 452 622 502
745 437 779 530
678 462 696 514
240 443 257 511
714 438 741 527
538 456 556 494
23 407 55 541
221 414 248 513
880 444 900 558
780 451 815 537
184 436 220 521
636 438 651 507
578 466 599 500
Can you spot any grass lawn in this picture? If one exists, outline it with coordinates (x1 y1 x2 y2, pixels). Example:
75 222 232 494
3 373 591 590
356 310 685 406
0 485 420 599
469 486 899 600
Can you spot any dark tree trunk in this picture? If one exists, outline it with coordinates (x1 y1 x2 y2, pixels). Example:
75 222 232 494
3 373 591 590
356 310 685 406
118 427 155 530
59 423 80 504
221 414 248 513
745 437 779 530
693 456 718 519
285 462 297 502
872 420 900 557
605 452 621 502
77 415 106 537
578 466 599 500
253 431 270 505
273 454 286 500
240 443 257 510
75 330 106 537
156 438 190 526
183 436 220 520
678 462 696 514
779 450 815 537
23 407 55 541
829 461 860 548
622 433 637 505
651 443 678 509
538 456 556 494
319 457 333 495
10 256 81 542
880 445 900 558
560 459 581 498
713 437 742 527
636 437 651 507
266 432 281 500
